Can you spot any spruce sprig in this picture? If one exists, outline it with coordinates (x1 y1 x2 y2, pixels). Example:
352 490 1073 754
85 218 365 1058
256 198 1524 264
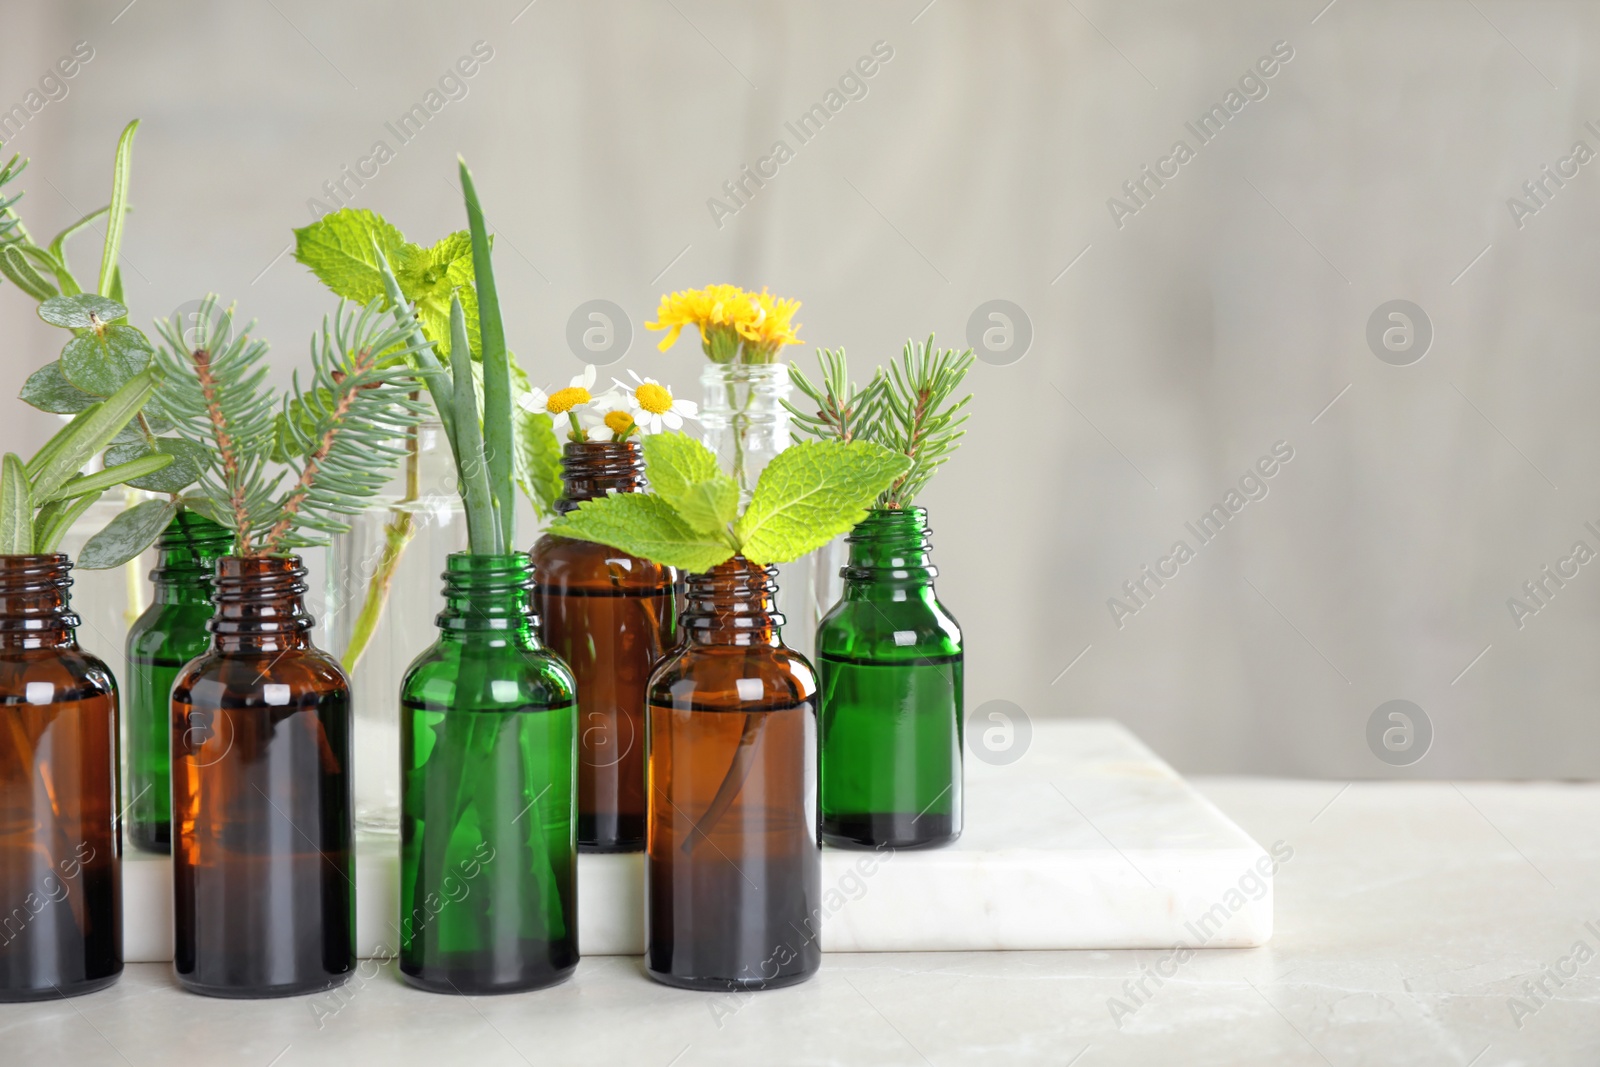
874 335 975 509
784 348 885 445
153 295 427 557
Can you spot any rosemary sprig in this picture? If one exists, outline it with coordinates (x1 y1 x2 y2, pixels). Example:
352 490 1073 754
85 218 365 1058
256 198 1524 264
784 348 886 445
872 335 975 509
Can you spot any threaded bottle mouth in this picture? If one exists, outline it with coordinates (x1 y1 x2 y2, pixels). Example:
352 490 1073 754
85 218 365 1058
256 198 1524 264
0 553 79 634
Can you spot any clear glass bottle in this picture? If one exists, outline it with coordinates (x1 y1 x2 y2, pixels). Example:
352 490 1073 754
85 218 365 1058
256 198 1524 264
530 441 677 853
0 554 122 1000
399 552 578 993
124 511 231 853
698 363 819 659
817 508 963 849
645 557 820 991
325 420 467 836
171 555 354 998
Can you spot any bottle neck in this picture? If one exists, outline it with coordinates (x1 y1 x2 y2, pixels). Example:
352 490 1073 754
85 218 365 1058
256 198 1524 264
209 555 315 655
435 551 537 644
698 362 792 501
843 507 938 597
0 554 80 650
151 511 233 606
557 441 646 514
682 556 784 647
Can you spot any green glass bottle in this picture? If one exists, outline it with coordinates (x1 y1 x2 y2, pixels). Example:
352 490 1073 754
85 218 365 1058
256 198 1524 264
124 511 230 854
817 507 963 849
399 552 578 994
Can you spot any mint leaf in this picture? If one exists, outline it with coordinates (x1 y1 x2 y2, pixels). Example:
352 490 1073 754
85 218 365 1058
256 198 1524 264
61 323 152 396
415 278 480 361
734 440 908 564
21 362 98 413
515 408 563 519
293 208 408 305
39 293 126 329
550 492 733 572
643 432 738 535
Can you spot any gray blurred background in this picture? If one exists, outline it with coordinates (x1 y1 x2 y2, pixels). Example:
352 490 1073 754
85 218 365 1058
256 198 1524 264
2 0 1595 778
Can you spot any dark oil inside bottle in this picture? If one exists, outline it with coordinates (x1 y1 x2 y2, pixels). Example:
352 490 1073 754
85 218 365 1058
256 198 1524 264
818 651 963 850
0 685 121 1000
646 699 820 991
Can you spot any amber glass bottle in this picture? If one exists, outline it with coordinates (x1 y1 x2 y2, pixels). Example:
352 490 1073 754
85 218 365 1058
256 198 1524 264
818 507 963 849
171 555 354 998
125 512 231 854
0 555 122 1001
531 441 676 853
645 557 820 991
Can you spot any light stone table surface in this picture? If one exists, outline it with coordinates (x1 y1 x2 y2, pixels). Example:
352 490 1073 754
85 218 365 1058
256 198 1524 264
8 773 1599 1065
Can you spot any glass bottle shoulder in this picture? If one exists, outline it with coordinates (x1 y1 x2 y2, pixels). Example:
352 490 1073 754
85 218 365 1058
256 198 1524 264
174 645 349 704
126 599 215 660
530 533 676 593
648 642 816 713
401 635 576 713
817 588 962 662
0 645 116 703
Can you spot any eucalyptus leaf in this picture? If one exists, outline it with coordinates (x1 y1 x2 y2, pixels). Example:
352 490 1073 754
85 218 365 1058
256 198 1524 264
21 362 98 413
104 437 206 493
38 293 127 329
78 498 176 570
61 324 152 396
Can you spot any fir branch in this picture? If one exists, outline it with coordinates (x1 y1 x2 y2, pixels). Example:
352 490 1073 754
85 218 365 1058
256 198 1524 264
873 335 975 509
784 348 885 445
153 297 279 554
154 295 424 556
259 299 427 554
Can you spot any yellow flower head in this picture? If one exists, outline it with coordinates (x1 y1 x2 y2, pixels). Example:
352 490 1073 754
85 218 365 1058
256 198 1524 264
546 386 591 414
634 381 673 415
645 284 800 362
604 410 636 436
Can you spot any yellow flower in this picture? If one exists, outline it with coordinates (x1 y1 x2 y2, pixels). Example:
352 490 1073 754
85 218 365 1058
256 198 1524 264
604 410 637 436
645 284 799 362
546 386 591 414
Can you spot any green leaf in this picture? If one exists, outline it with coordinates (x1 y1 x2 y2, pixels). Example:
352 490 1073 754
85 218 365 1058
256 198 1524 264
449 295 498 554
38 293 126 328
21 362 98 414
0 453 32 554
733 440 910 565
292 207 409 306
642 432 738 534
25 368 158 500
514 408 563 519
98 119 139 298
1 244 59 300
270 388 333 462
61 323 153 396
373 242 457 447
550 492 734 573
104 437 205 493
39 452 172 503
460 158 513 549
47 204 110 268
77 498 177 569
33 491 103 555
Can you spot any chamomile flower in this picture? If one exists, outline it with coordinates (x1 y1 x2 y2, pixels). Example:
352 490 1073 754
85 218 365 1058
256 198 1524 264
577 386 634 441
543 365 597 414
617 369 698 434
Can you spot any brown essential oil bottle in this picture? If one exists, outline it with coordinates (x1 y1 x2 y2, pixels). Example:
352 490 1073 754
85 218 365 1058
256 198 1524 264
171 555 354 998
645 557 820 991
0 554 122 1000
531 441 677 852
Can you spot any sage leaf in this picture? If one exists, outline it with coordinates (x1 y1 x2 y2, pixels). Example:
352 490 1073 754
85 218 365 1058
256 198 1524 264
0 453 32 555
